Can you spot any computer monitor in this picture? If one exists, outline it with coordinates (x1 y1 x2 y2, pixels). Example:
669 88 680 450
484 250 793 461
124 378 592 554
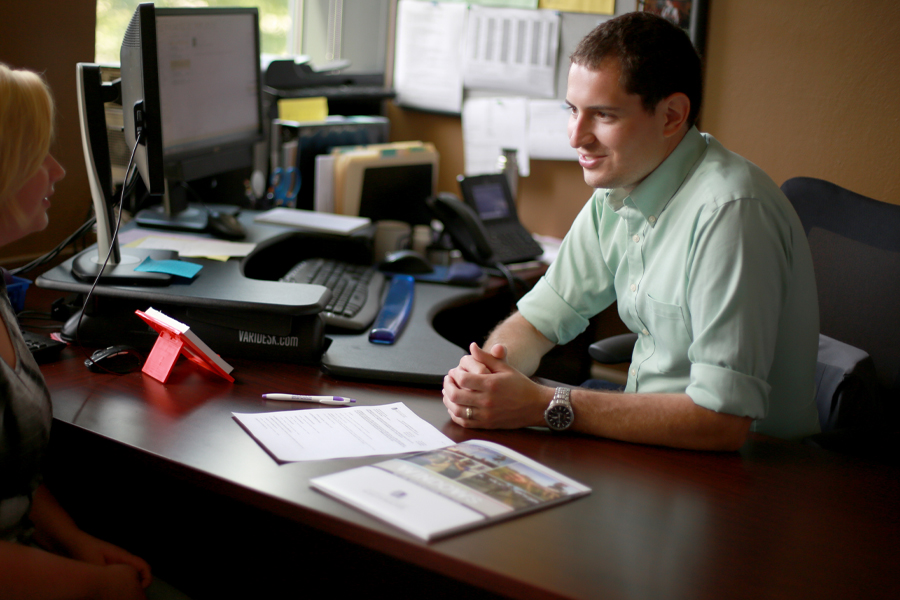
72 3 173 284
121 2 165 198
135 5 264 230
332 142 438 226
72 3 263 283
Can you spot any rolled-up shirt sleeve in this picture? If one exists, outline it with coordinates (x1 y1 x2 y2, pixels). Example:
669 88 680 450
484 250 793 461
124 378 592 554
518 193 617 346
683 197 791 419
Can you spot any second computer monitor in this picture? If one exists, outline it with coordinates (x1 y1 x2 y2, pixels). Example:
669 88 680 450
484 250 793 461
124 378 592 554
134 6 263 229
156 7 263 182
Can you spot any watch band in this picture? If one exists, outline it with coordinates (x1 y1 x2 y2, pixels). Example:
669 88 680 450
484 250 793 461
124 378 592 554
553 386 571 406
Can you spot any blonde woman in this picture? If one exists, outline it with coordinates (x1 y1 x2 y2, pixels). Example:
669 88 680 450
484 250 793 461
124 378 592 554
0 62 153 600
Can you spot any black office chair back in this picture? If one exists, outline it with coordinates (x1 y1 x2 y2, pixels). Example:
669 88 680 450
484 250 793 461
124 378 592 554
781 177 900 422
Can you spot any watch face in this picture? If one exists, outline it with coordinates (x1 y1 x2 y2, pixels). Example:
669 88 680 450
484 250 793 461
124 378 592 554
546 405 573 430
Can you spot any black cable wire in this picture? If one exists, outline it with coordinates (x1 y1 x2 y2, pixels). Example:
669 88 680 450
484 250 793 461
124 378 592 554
75 128 143 374
490 261 528 305
8 215 97 277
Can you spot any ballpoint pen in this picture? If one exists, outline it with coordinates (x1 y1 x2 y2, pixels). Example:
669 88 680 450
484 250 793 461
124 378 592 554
262 394 357 405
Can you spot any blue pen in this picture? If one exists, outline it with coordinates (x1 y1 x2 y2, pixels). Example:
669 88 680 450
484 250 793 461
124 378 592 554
262 394 356 405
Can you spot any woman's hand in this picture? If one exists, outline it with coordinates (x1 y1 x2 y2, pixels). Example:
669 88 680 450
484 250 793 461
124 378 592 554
64 531 152 589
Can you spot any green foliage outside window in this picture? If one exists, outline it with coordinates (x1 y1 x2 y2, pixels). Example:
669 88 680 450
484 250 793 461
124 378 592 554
95 0 290 64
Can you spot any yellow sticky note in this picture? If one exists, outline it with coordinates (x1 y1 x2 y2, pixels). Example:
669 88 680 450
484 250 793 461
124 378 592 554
278 97 329 122
539 0 615 15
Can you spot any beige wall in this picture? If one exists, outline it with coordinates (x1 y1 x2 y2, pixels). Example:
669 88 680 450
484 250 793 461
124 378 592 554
702 0 900 207
2 0 899 259
0 0 96 264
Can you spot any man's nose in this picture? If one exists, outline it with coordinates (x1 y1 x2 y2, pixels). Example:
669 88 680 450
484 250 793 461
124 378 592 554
568 115 592 148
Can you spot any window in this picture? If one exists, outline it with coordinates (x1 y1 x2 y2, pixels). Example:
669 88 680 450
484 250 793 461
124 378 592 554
98 1 390 74
95 0 293 64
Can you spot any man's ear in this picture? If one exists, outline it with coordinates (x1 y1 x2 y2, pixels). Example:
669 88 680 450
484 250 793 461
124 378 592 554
661 92 691 137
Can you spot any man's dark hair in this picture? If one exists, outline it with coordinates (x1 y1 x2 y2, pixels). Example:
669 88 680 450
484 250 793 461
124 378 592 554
570 11 703 127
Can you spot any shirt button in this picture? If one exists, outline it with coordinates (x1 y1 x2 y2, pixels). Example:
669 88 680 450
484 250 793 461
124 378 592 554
648 215 657 224
642 328 649 335
631 368 637 376
632 234 640 243
630 283 637 292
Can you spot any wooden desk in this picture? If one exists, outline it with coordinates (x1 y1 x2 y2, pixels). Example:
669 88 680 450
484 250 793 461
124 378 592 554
37 339 900 600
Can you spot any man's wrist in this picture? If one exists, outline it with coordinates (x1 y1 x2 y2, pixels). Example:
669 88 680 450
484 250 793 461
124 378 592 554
544 386 575 430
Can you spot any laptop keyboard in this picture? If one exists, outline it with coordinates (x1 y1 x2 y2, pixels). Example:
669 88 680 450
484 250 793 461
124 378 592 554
281 258 385 331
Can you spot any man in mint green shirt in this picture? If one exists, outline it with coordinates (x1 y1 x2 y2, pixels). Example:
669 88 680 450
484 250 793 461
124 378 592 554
442 12 820 450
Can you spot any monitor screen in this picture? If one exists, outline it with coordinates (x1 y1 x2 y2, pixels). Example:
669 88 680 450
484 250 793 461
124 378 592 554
120 5 263 229
358 164 435 225
156 8 263 182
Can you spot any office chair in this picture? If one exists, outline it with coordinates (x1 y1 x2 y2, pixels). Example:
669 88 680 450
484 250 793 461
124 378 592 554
780 177 900 460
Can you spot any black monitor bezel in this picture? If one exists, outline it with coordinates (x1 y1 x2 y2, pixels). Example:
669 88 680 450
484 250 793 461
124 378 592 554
120 2 165 196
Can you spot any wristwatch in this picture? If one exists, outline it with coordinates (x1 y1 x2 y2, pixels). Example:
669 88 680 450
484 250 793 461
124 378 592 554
544 387 574 431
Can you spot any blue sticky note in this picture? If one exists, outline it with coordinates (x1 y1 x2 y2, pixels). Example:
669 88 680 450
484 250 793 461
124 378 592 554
135 257 203 279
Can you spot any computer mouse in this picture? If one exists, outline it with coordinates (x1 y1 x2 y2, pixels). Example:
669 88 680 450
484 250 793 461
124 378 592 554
207 211 246 240
85 345 144 374
379 249 434 274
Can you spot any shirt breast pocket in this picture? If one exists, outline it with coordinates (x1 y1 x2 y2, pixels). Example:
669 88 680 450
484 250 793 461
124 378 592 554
645 295 692 374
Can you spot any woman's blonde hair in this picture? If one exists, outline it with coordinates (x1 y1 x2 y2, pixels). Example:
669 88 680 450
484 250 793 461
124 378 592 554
0 62 55 204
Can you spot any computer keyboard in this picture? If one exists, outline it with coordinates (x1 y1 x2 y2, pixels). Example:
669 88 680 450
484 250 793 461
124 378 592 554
280 257 386 331
22 329 67 364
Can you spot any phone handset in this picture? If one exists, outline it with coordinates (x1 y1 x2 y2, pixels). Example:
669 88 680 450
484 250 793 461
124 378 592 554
426 193 496 266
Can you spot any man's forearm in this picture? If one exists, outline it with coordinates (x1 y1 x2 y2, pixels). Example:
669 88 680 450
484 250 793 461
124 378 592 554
485 311 555 376
568 389 753 451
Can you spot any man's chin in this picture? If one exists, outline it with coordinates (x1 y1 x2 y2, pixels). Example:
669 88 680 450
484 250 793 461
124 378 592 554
582 170 612 190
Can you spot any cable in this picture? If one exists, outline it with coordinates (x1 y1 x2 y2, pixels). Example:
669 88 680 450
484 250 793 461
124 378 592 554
74 128 144 374
490 261 528 306
9 215 97 277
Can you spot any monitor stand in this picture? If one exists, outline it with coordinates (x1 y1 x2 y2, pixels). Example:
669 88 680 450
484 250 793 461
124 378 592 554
134 179 209 232
134 204 209 231
71 248 177 286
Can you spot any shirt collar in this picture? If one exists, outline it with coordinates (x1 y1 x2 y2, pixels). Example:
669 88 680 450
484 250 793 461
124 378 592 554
605 126 708 224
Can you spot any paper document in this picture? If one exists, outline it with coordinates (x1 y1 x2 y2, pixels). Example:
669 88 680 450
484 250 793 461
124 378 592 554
463 7 560 98
254 208 371 234
233 402 454 462
393 0 467 113
131 235 256 260
527 99 579 161
462 97 530 176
